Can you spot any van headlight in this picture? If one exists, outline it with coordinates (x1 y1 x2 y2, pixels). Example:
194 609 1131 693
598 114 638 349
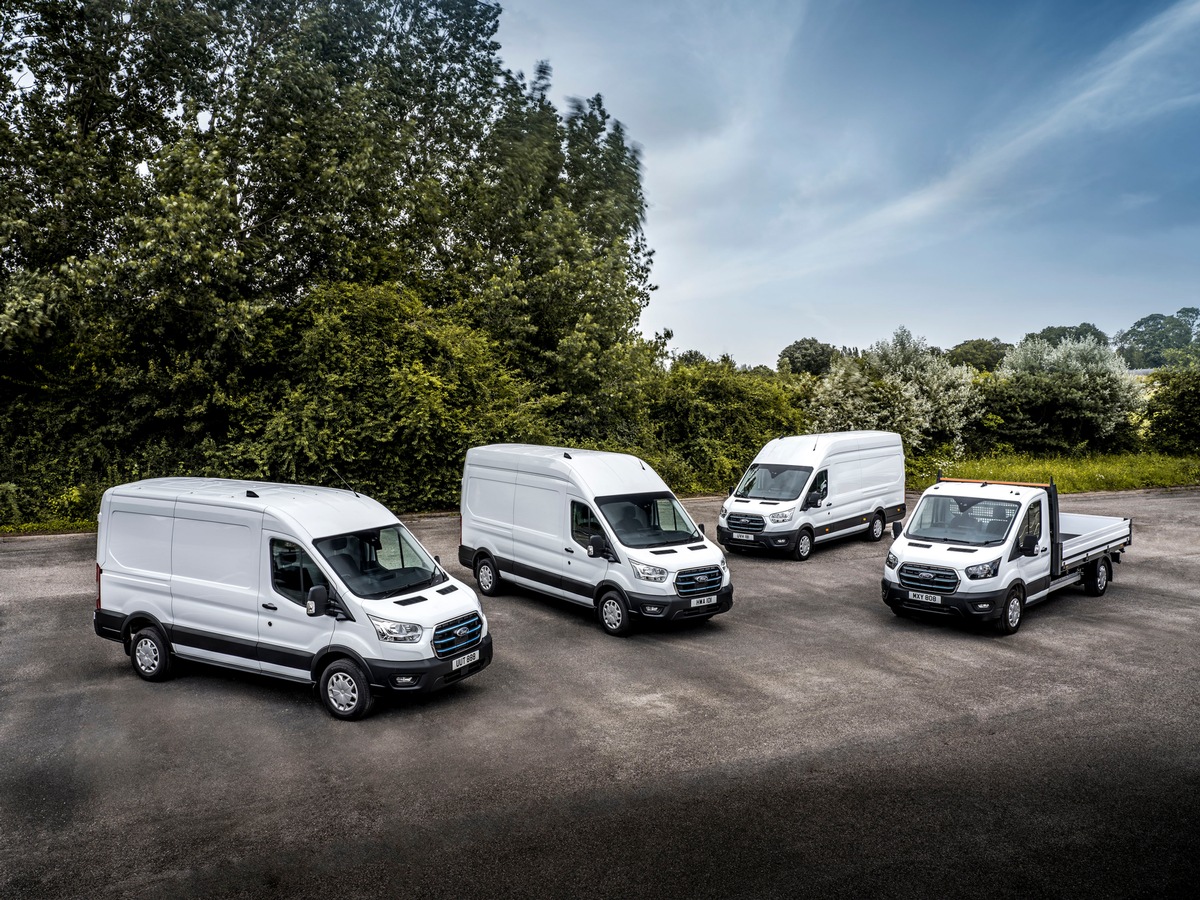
885 551 898 569
367 615 424 643
769 507 795 524
965 558 1001 580
719 506 728 519
630 560 668 582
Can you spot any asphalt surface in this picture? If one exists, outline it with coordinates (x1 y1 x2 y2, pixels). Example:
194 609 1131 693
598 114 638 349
1 489 1198 899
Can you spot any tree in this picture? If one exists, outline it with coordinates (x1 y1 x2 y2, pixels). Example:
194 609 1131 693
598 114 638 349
1115 308 1199 369
1144 370 1200 454
777 338 837 376
947 337 1012 372
973 338 1143 453
1024 323 1109 347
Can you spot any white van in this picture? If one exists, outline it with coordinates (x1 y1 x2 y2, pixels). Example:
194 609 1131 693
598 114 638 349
717 431 906 560
93 478 491 719
458 445 733 636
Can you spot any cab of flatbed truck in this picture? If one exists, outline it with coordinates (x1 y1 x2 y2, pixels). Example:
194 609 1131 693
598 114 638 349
881 477 1130 635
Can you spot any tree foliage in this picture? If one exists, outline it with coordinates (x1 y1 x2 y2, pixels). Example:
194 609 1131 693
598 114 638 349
1115 308 1199 369
1023 322 1109 348
777 337 838 376
1143 369 1200 454
947 337 1011 372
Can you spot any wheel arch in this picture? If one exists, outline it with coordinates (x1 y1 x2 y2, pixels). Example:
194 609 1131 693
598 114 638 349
311 645 376 687
590 580 630 608
121 611 169 653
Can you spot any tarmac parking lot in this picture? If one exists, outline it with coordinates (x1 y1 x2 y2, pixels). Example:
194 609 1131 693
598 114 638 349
1 488 1198 899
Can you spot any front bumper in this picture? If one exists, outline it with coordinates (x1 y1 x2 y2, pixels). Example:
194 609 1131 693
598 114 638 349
363 634 493 693
881 579 1009 620
628 585 734 621
717 524 800 552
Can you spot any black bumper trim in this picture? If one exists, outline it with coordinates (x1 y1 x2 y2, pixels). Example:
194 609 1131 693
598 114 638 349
881 579 1009 620
627 585 733 620
362 634 493 693
717 525 801 552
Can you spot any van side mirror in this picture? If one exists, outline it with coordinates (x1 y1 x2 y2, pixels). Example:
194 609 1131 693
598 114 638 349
891 521 903 539
587 534 607 558
805 490 822 510
305 585 329 617
728 486 735 496
1019 534 1038 557
698 523 706 535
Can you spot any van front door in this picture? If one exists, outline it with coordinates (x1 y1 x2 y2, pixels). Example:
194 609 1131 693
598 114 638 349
1014 500 1051 601
259 534 337 680
563 498 608 607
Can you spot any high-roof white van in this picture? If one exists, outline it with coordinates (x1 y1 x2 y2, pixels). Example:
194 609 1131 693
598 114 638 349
93 478 491 719
458 445 733 636
717 431 906 561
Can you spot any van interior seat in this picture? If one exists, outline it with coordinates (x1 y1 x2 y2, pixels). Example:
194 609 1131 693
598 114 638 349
985 519 1008 536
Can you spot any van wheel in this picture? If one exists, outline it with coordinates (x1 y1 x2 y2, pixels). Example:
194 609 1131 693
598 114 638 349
866 513 885 542
598 591 632 637
319 659 374 720
996 586 1024 635
131 627 172 682
1084 558 1110 596
475 555 501 597
791 530 813 561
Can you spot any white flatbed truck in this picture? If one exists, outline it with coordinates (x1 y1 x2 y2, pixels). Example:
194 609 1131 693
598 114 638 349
881 477 1132 634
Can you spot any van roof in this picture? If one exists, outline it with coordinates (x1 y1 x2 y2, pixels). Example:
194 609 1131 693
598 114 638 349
466 445 672 498
105 477 396 539
753 431 902 465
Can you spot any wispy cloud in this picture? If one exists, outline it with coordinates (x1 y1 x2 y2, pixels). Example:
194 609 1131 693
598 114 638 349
678 0 1200 295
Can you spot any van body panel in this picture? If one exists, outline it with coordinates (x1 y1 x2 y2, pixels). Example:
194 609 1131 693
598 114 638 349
95 478 491 704
460 445 733 627
718 431 905 556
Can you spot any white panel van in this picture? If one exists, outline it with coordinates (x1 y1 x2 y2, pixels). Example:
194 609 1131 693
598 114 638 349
458 445 733 636
94 478 491 719
717 431 906 561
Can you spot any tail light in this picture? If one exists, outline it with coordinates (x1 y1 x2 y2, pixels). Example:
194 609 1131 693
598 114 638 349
95 563 102 609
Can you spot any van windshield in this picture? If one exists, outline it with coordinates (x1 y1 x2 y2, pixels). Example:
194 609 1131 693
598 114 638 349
313 524 444 599
734 464 814 501
906 495 1020 546
596 493 702 549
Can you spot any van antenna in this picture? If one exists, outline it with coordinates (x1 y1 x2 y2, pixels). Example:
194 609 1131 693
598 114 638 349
330 467 359 497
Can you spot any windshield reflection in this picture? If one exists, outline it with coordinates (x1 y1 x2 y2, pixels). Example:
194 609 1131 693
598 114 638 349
313 524 443 599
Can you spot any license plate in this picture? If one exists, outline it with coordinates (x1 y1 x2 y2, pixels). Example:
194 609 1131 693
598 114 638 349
908 591 942 604
732 532 754 541
690 596 718 608
452 649 480 670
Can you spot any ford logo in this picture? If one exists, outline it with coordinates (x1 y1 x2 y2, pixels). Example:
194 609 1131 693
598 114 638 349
696 575 709 583
920 572 935 580
454 626 470 637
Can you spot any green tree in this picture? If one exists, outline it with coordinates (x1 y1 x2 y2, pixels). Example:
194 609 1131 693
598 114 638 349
777 337 837 376
947 337 1011 372
1115 308 1199 369
1144 369 1200 454
1024 322 1109 347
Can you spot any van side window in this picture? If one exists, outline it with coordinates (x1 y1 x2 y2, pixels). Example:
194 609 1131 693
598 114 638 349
811 470 829 500
1019 501 1042 544
270 539 329 606
571 501 604 547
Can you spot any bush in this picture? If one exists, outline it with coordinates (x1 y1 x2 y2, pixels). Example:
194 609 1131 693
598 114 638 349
1144 369 1200 454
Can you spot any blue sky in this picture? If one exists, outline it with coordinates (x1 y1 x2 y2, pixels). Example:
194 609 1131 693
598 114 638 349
495 0 1200 366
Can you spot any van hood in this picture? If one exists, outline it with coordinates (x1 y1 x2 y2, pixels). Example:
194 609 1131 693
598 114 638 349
345 576 483 627
892 538 997 571
624 538 726 573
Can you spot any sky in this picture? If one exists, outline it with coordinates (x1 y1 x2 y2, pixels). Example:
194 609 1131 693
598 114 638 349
494 0 1200 366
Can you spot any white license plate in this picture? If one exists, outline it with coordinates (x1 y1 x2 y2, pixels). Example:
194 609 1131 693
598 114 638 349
908 591 942 604
452 649 480 670
690 596 718 608
732 532 754 541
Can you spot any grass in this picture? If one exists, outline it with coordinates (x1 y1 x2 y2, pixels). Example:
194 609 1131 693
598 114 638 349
0 519 96 537
910 452 1200 494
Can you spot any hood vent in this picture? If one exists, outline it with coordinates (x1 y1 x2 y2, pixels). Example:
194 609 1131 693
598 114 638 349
393 595 428 606
437 584 458 594
650 548 677 555
908 542 932 549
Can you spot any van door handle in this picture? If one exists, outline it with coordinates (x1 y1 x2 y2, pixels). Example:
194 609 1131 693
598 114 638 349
564 547 574 554
262 603 278 610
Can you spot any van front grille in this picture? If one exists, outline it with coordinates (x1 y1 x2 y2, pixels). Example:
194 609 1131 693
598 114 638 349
675 566 723 598
432 612 483 659
725 513 764 533
898 563 959 594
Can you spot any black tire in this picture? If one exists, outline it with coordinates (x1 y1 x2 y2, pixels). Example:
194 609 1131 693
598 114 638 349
319 659 374 720
866 512 885 542
597 590 632 637
791 529 814 561
130 626 172 682
475 555 501 597
1084 557 1111 597
996 585 1024 635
